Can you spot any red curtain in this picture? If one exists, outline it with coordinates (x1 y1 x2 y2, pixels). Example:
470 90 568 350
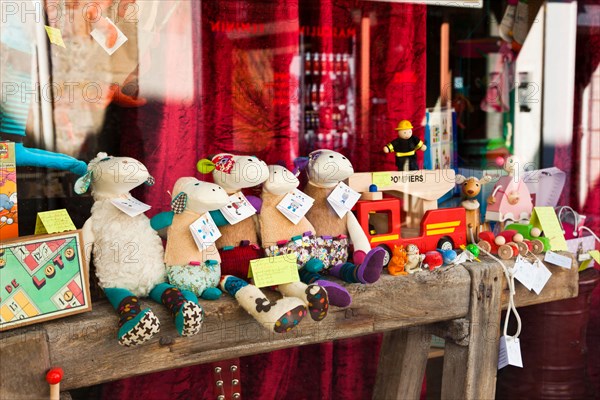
105 1 426 399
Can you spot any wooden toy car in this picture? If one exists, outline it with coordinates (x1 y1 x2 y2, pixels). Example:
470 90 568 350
354 198 467 266
477 231 520 260
504 223 550 252
498 229 544 255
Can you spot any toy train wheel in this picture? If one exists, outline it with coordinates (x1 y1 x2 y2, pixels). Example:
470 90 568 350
531 239 544 254
437 237 454 251
515 242 529 256
477 240 491 253
498 244 514 260
377 244 392 267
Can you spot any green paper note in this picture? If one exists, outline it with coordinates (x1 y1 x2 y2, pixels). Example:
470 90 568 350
35 209 76 235
372 172 392 188
529 207 568 251
45 25 66 48
590 250 600 264
249 255 300 288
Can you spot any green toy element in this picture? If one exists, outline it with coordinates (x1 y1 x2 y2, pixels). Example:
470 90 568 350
504 222 551 252
466 244 480 258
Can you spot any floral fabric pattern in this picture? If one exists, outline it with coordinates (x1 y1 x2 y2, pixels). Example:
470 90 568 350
167 261 221 297
264 235 349 270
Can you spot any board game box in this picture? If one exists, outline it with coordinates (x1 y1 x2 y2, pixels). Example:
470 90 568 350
0 231 91 331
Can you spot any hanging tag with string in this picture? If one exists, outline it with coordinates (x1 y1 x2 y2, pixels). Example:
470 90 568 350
498 271 523 369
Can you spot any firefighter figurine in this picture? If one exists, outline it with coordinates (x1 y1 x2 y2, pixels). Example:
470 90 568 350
383 120 427 171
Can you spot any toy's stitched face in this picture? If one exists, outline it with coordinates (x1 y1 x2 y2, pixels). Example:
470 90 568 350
212 154 269 191
398 128 412 140
89 156 151 194
406 244 419 254
264 165 298 195
307 150 353 186
173 177 230 213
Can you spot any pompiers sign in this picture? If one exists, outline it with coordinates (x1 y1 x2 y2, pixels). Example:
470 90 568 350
362 0 482 8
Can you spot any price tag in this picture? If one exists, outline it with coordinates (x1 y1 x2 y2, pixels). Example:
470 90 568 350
276 189 314 225
327 182 361 218
34 209 76 234
529 207 568 251
219 192 256 225
513 255 535 291
498 335 523 369
588 250 600 264
544 251 572 269
531 260 552 295
249 255 300 288
372 172 392 188
45 25 66 48
189 213 221 251
111 196 152 217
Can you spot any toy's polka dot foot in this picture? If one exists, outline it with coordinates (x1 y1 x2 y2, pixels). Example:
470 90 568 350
179 301 204 337
274 305 306 333
305 284 329 321
118 309 160 347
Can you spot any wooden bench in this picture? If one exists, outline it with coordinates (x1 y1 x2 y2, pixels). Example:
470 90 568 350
0 254 578 400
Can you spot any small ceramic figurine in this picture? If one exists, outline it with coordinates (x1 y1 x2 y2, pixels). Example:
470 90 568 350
383 120 427 171
388 245 408 276
404 244 425 274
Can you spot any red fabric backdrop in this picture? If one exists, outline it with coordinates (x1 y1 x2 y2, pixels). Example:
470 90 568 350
107 1 426 399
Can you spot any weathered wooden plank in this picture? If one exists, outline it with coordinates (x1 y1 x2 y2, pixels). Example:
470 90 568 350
44 269 471 390
0 329 51 399
441 263 504 400
372 327 432 400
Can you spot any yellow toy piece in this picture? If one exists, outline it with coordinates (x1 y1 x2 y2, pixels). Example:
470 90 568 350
395 120 413 131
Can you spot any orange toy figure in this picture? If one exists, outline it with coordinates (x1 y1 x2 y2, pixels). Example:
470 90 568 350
388 245 408 276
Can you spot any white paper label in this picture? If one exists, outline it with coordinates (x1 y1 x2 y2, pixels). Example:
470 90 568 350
327 182 361 218
276 189 314 225
498 335 523 369
111 196 152 217
90 17 128 55
513 255 534 291
544 251 572 269
531 260 552 295
219 192 257 225
189 213 221 251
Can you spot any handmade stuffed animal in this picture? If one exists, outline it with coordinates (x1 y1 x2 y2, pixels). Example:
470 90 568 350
259 164 344 317
486 155 533 223
294 150 385 286
76 153 204 346
198 154 309 333
150 177 230 300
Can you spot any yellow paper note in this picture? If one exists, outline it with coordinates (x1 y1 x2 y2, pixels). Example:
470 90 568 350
249 254 300 288
372 172 392 188
45 26 66 48
529 207 568 251
590 250 600 264
34 209 76 235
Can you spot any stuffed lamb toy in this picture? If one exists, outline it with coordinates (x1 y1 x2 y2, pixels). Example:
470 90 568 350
76 153 204 346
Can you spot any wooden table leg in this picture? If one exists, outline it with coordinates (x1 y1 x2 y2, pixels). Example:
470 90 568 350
373 327 432 400
441 264 504 400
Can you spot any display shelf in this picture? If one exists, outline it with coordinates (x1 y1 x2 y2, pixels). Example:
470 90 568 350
0 254 578 399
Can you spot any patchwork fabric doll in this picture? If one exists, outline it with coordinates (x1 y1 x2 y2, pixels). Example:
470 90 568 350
295 149 385 285
198 154 311 333
76 153 204 346
150 177 230 300
260 164 351 308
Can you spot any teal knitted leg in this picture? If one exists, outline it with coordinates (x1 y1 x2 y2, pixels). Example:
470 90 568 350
299 269 322 284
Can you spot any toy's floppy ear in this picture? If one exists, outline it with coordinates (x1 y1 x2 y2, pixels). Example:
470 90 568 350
293 157 309 176
145 175 155 186
74 170 93 195
481 175 493 184
197 158 215 174
171 192 188 214
455 175 466 184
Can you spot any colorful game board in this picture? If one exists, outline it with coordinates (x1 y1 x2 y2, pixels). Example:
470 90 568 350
0 231 91 331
